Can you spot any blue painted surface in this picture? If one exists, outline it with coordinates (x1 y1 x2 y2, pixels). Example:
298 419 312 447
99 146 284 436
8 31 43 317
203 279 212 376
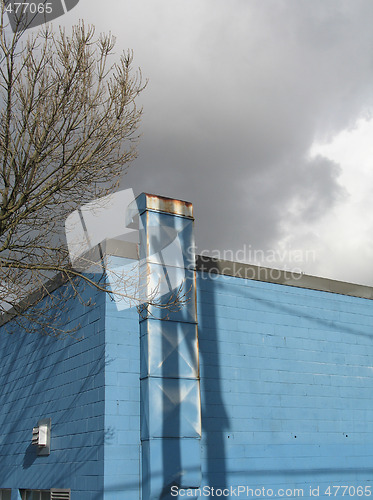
0 284 106 500
1 259 373 499
196 271 373 499
103 296 140 500
0 279 141 500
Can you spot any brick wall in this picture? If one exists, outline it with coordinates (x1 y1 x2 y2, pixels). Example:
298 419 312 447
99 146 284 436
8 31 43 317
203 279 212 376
197 271 373 498
0 283 106 500
104 291 140 500
1 263 373 499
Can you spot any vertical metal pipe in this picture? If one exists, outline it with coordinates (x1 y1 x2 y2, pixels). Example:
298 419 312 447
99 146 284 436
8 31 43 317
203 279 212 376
137 193 202 499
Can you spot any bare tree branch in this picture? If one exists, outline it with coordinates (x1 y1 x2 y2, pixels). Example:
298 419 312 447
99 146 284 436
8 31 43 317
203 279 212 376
0 9 192 337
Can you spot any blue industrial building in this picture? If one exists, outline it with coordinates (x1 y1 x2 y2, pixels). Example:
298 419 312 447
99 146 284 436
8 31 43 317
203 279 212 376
0 194 373 500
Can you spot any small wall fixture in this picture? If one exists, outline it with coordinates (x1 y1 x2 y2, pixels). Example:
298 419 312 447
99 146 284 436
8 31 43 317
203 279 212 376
32 418 51 455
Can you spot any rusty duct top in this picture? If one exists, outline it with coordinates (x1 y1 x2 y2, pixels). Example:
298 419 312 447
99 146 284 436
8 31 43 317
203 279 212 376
136 193 194 218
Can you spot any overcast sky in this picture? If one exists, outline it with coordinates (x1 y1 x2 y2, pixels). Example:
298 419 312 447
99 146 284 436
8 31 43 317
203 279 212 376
60 0 373 286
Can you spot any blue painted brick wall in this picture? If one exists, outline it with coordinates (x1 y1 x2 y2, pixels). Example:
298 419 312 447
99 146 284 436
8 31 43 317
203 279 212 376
0 283 107 500
0 280 142 500
104 296 140 500
2 264 373 500
196 271 373 499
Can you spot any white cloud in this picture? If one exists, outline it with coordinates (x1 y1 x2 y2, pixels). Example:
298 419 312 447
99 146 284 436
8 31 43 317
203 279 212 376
276 117 373 285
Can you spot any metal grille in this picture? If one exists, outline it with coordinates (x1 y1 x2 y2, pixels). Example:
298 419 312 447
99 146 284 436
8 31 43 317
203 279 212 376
50 490 70 500
0 490 12 500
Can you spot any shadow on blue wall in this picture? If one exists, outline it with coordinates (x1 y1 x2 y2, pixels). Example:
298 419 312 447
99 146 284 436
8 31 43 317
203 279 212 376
198 279 230 491
23 444 37 469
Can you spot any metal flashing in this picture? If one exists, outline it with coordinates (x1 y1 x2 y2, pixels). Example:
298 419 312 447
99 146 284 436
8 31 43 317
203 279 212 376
196 255 373 300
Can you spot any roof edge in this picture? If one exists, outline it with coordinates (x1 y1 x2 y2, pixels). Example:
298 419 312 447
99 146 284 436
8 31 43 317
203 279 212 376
1 247 371 330
195 255 373 300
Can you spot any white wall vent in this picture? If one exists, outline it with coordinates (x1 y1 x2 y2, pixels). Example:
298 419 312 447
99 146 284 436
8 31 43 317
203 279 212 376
32 425 47 446
31 418 51 455
50 490 71 500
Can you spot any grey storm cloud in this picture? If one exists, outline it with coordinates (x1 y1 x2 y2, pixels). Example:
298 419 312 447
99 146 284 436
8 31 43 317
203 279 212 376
70 0 373 276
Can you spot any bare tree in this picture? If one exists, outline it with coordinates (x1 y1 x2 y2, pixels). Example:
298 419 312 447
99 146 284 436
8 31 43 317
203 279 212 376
0 5 189 336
